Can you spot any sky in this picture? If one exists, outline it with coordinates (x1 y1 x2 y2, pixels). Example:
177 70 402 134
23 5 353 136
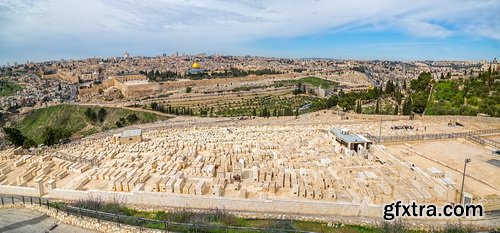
0 0 498 64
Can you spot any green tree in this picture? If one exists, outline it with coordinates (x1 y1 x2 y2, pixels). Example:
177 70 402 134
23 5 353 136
264 106 270 118
409 72 433 113
116 121 123 128
394 87 402 104
150 102 158 111
403 98 413 115
412 91 428 113
385 80 395 94
23 139 37 149
356 99 362 114
126 113 139 123
487 65 494 85
42 127 70 146
375 98 380 114
410 72 432 92
3 127 26 147
292 82 304 95
326 95 338 108
186 87 192 93
84 107 97 122
394 104 399 115
97 108 107 123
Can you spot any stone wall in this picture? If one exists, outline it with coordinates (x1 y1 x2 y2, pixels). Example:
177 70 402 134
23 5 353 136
347 113 500 124
46 188 382 218
157 74 300 91
78 77 160 99
123 82 160 98
77 73 298 99
41 71 79 83
0 200 496 232
0 184 40 197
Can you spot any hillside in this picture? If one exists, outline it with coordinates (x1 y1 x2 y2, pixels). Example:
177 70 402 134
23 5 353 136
15 104 170 145
276 76 338 88
426 71 499 116
0 77 22 97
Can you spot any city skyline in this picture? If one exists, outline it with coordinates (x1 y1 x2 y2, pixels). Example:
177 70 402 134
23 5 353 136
0 0 498 64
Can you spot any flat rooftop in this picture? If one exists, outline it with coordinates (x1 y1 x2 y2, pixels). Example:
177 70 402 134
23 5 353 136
121 129 142 137
331 128 371 143
123 80 149 85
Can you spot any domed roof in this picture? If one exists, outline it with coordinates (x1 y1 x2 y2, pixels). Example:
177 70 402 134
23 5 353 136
192 62 200 69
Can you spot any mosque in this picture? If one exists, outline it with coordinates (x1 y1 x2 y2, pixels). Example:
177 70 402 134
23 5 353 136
186 62 204 75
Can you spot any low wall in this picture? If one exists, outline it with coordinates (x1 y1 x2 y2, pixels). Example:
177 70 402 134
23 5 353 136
46 188 381 218
2 186 495 227
0 184 39 197
347 113 500 124
1 192 498 231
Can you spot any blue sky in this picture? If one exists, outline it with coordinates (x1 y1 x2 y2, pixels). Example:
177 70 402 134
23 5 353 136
0 0 498 64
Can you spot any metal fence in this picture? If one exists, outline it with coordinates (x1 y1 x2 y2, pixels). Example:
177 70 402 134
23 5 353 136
0 195 314 233
466 134 500 149
366 128 500 144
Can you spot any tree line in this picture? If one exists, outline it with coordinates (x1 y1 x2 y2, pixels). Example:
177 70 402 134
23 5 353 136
3 127 70 148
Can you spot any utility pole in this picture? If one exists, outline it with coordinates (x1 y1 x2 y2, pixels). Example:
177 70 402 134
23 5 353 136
459 158 471 205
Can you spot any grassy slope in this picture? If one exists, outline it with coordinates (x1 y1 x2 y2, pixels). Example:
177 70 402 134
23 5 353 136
299 76 338 88
276 76 338 88
0 78 22 97
426 81 464 115
16 104 169 143
116 206 381 233
426 77 499 116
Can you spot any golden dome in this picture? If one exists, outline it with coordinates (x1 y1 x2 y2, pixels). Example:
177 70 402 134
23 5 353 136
192 62 200 69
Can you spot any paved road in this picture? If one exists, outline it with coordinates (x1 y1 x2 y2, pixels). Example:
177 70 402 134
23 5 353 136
0 208 96 233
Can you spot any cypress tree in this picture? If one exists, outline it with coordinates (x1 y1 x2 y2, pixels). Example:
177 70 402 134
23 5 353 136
356 100 362 114
402 98 412 115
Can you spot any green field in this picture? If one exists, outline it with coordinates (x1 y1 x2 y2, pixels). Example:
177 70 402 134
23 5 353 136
276 76 338 88
299 76 338 88
0 78 22 96
16 104 170 144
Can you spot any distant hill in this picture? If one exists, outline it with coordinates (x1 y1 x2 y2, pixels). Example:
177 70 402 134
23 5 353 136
15 104 170 145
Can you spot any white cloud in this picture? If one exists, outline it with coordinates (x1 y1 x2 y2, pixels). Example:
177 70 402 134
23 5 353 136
0 0 498 62
398 19 453 38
